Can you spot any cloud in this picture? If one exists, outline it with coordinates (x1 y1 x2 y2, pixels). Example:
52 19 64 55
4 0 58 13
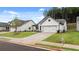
3 10 18 15
39 8 45 12
0 11 44 23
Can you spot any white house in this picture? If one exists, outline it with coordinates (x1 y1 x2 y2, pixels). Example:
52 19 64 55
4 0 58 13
37 16 67 32
10 20 36 32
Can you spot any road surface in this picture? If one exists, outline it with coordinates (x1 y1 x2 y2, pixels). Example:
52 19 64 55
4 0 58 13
0 41 48 51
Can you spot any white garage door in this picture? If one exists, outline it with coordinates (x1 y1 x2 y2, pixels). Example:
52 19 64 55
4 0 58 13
41 26 57 32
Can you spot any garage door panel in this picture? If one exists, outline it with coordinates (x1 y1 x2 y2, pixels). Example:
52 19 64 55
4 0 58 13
41 26 57 32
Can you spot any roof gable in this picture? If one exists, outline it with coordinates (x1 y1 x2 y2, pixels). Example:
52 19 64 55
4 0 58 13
38 16 66 25
38 16 58 25
10 20 34 26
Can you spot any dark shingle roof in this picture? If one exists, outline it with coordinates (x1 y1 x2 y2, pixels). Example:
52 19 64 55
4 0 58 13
56 19 66 25
0 22 9 27
9 19 35 27
17 20 31 25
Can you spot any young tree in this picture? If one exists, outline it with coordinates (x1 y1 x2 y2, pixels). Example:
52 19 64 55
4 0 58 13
10 17 23 32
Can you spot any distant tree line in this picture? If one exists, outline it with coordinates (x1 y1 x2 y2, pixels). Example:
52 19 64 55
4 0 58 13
43 7 79 23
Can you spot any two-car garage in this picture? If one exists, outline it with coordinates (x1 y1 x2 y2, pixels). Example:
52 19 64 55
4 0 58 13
41 25 58 32
38 16 67 32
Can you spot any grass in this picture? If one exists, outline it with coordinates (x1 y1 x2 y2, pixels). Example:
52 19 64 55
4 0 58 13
44 31 79 45
0 32 37 38
67 23 76 31
36 43 79 51
0 38 10 41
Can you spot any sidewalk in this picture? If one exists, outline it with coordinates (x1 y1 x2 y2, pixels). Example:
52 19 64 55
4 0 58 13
38 41 79 50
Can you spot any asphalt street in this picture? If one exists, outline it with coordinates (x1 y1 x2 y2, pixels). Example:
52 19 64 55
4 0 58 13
0 41 48 51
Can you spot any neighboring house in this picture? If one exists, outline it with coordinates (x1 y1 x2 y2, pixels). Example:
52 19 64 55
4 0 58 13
37 16 67 32
10 20 36 32
0 22 9 32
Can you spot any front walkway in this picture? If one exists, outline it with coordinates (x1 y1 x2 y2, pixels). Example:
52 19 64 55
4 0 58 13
9 32 54 45
38 41 79 50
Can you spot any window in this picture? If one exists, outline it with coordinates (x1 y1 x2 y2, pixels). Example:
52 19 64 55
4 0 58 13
28 27 31 30
48 19 51 22
60 22 64 25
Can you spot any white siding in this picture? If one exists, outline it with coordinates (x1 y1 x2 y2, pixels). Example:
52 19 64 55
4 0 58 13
41 18 58 26
10 21 36 32
0 27 6 31
18 21 35 31
10 28 15 32
59 22 67 32
38 17 59 32
38 17 67 32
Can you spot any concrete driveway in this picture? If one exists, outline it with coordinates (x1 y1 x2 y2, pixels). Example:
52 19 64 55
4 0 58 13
9 32 54 45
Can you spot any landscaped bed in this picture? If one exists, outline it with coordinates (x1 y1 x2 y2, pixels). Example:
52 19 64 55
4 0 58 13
44 31 79 45
0 32 37 38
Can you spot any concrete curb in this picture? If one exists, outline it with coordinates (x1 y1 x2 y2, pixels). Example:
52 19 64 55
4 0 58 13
38 41 79 50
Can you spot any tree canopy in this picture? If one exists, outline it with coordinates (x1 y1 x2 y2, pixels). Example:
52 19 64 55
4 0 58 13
43 7 79 23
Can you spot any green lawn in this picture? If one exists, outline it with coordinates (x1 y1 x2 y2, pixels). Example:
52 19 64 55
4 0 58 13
36 43 79 51
0 32 37 38
44 32 79 45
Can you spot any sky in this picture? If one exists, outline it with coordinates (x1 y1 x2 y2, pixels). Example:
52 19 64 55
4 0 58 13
0 7 51 23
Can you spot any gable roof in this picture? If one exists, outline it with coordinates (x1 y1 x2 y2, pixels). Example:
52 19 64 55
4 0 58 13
38 16 53 25
9 19 30 24
9 19 36 27
19 20 31 25
19 20 36 25
38 16 66 25
0 22 9 27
